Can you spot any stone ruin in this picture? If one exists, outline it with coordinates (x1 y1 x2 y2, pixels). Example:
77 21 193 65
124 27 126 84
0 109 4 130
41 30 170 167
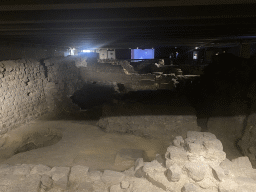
0 131 255 192
238 112 256 167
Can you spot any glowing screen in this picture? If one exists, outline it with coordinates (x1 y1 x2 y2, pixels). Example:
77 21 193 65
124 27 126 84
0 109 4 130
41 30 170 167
131 49 154 59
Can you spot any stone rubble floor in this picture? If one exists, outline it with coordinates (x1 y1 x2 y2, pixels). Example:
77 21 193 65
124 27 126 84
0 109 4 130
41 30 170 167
0 129 256 192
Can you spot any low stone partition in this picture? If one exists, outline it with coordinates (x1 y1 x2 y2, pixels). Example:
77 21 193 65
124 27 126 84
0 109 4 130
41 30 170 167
98 98 200 141
0 131 255 192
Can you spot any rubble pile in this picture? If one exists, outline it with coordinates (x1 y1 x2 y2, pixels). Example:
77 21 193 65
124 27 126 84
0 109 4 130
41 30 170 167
0 131 255 192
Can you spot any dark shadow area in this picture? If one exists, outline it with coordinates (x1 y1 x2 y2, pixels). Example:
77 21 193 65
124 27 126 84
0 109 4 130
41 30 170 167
39 58 49 78
65 54 256 125
182 53 256 118
70 83 118 110
71 87 196 118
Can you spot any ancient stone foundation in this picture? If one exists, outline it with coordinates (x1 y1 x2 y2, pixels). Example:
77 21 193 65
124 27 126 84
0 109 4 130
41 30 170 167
98 97 200 141
1 131 255 192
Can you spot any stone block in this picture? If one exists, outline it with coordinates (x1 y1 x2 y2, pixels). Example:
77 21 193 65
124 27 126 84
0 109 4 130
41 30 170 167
203 132 217 140
196 178 218 189
187 131 204 139
41 174 53 190
115 148 145 169
13 164 32 175
186 153 204 162
69 165 89 184
166 163 182 182
219 158 233 175
21 174 42 192
234 176 256 185
143 160 166 173
165 146 188 161
181 183 199 192
0 174 41 192
134 167 146 178
218 179 238 192
187 143 205 155
234 176 256 192
120 181 130 189
165 146 188 167
87 170 102 182
48 187 66 192
203 138 223 151
184 162 208 182
210 164 226 181
101 170 125 185
155 154 165 166
110 184 123 192
50 166 70 190
173 136 185 148
232 156 253 169
130 177 166 192
30 164 51 176
134 158 144 172
203 148 226 163
0 164 14 176
145 171 173 191
76 181 94 191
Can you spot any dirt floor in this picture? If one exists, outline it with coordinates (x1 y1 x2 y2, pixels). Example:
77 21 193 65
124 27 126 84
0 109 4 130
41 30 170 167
0 119 169 172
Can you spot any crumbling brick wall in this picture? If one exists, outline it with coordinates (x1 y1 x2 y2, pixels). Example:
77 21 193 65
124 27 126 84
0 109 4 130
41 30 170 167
0 59 48 135
0 57 84 136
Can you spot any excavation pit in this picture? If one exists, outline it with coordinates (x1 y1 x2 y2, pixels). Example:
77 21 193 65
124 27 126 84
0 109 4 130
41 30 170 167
0 123 63 162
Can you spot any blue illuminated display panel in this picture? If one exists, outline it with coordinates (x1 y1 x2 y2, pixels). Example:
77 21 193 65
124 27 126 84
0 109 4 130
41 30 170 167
131 49 154 59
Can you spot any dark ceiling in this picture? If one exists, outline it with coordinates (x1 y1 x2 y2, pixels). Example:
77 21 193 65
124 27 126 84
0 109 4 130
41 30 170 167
1 0 256 49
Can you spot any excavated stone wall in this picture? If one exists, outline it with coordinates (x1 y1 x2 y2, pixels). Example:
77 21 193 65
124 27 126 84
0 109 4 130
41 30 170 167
0 57 84 138
0 131 255 192
0 59 48 135
80 59 177 91
98 97 201 141
43 57 84 113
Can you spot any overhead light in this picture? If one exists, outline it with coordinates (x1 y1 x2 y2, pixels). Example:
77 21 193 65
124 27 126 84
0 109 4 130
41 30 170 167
195 47 199 49
82 50 91 53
